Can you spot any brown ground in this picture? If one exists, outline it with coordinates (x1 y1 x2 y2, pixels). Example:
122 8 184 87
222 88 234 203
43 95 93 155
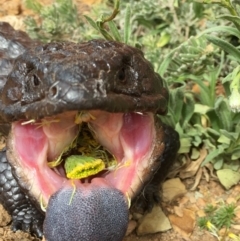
0 0 240 240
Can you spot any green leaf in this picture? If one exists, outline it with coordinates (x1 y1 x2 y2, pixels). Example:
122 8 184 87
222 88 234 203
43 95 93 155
214 97 232 131
218 15 240 32
124 4 131 44
25 0 42 13
157 32 171 47
186 126 199 136
206 35 240 61
219 129 239 141
217 134 231 145
217 169 240 189
191 148 200 159
191 78 212 106
214 158 224 170
158 114 175 127
114 0 120 9
182 93 195 128
201 26 240 39
175 122 183 135
169 88 184 123
108 21 122 42
223 159 240 170
206 109 222 131
193 135 202 147
98 27 114 41
84 15 99 31
206 127 220 137
194 104 211 114
203 139 216 150
158 49 176 77
179 137 192 154
202 148 224 166
231 149 240 160
193 2 204 18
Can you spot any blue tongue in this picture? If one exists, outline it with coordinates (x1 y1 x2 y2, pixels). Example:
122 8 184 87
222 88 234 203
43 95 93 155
43 185 129 241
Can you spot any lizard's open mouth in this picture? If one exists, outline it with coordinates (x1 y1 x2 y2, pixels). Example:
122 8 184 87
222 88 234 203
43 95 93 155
7 110 158 208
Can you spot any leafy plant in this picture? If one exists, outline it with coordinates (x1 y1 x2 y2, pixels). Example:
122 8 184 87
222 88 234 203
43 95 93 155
24 0 100 42
84 0 131 43
197 0 240 113
198 203 238 240
154 0 240 173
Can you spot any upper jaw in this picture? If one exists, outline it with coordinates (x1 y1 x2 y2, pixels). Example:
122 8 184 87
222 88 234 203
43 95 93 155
0 84 168 122
0 40 169 123
5 110 164 210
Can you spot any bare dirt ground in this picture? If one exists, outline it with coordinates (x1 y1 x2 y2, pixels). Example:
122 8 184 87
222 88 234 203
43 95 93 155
0 0 240 240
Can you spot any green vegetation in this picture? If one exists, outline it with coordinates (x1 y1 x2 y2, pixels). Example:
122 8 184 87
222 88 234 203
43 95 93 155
198 202 238 240
24 0 96 42
24 0 240 186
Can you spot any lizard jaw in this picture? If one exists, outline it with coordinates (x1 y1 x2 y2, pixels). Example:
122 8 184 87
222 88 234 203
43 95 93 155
6 110 156 207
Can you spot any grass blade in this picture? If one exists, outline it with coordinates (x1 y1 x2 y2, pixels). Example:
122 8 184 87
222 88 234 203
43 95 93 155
206 35 240 61
124 4 131 44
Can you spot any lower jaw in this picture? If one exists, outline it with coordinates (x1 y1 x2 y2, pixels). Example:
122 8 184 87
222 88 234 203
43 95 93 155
5 110 157 209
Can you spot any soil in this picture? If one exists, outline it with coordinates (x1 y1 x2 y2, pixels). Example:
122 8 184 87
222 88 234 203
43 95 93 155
0 0 240 240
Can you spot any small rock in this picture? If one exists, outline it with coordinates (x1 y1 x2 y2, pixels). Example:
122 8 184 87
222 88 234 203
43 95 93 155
226 197 236 204
0 16 24 30
196 198 206 208
197 209 206 217
173 206 183 217
162 178 187 202
0 0 21 16
231 224 240 230
137 206 171 235
0 204 11 227
168 208 195 239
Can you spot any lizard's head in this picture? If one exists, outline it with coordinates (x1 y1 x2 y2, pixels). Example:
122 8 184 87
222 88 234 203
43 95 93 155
1 40 168 240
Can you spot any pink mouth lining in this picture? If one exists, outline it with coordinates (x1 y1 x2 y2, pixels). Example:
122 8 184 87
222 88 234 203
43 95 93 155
11 111 155 206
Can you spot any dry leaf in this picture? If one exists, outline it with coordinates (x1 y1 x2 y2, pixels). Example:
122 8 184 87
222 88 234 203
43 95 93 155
179 148 207 179
190 167 203 190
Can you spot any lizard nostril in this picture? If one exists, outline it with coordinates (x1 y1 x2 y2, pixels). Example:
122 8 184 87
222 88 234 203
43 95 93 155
118 67 126 83
32 74 40 86
49 85 58 98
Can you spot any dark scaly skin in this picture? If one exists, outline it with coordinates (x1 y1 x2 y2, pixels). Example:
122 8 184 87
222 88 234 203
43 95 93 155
0 22 39 135
0 39 168 122
0 22 180 239
0 149 44 237
0 22 44 237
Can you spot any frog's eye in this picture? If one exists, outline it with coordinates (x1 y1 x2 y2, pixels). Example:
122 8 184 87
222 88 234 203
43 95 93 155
64 156 105 179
